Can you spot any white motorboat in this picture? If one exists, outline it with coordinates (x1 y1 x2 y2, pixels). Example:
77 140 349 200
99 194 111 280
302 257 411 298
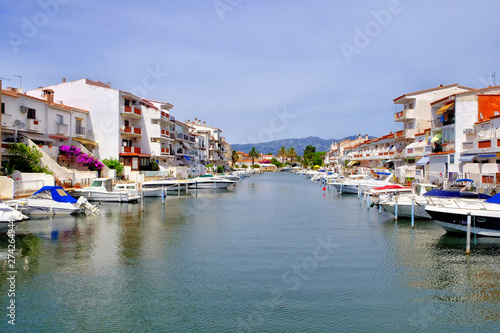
378 183 490 219
425 193 500 237
188 175 236 189
332 172 393 194
73 178 141 202
138 179 194 197
6 186 98 216
0 200 28 233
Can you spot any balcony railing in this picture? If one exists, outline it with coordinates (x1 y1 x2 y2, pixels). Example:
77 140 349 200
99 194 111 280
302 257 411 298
161 147 170 155
56 123 69 135
27 118 42 132
75 126 85 135
121 146 141 154
1 113 11 127
121 126 142 136
122 105 142 117
161 129 170 137
394 108 415 122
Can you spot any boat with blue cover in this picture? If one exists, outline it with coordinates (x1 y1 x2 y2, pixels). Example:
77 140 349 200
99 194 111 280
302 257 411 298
425 193 500 237
6 186 98 215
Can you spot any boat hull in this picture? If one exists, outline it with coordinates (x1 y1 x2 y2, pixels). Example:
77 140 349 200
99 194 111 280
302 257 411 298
188 181 234 189
75 191 140 202
425 206 500 237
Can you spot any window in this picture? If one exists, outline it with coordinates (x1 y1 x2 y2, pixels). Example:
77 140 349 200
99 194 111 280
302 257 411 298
56 114 64 124
124 99 131 107
27 108 36 119
1 103 4 114
75 118 84 135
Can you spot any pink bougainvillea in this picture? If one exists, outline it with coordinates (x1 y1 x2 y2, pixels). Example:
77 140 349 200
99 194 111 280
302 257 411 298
59 145 104 171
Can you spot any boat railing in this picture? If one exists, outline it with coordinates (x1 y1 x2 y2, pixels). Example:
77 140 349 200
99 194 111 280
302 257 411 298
424 196 488 210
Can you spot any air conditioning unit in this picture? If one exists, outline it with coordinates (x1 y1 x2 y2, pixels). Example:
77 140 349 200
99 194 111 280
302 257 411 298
20 106 28 113
463 128 473 134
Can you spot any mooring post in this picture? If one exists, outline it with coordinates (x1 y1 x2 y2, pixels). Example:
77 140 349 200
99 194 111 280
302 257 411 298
394 196 398 220
466 213 472 255
411 198 415 228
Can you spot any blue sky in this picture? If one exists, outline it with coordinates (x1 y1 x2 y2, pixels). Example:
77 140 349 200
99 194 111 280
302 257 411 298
1 0 499 145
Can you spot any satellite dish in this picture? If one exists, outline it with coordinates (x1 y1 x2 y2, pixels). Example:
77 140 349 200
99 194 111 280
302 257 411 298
122 141 127 146
19 122 26 129
494 111 500 116
14 119 21 126
480 112 484 120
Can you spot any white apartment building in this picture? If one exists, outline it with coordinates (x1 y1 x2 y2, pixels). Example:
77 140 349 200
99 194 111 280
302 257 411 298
2 87 93 159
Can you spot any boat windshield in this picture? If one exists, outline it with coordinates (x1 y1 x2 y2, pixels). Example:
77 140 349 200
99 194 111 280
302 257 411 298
91 181 103 187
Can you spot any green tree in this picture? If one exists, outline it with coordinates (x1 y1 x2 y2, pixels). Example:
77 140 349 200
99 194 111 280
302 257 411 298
231 150 239 166
270 157 283 168
287 147 297 164
217 165 224 173
2 143 51 175
277 146 287 163
248 147 259 166
102 158 124 175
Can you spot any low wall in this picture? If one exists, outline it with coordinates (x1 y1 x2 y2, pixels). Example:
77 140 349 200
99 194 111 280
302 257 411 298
0 176 14 199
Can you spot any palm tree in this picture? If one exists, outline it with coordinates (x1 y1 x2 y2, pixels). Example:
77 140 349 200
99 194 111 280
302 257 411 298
248 147 259 166
287 147 297 164
277 146 286 163
231 150 239 167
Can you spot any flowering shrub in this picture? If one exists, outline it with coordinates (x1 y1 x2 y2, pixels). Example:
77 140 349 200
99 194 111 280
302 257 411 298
59 145 104 171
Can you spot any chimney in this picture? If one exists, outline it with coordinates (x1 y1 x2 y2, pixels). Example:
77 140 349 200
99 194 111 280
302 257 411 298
62 78 66 83
203 121 206 125
194 118 197 123
43 89 54 104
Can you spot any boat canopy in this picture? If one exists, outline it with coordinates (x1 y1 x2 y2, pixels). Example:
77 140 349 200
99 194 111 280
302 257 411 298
485 193 500 204
31 186 78 203
423 189 491 199
456 179 474 182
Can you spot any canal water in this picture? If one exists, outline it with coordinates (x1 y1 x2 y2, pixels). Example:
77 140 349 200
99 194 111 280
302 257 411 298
1 172 499 332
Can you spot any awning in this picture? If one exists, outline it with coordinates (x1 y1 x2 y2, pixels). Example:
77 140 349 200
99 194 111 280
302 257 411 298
416 156 429 166
184 155 191 160
459 154 476 162
183 142 192 151
430 134 442 142
436 102 455 114
405 142 417 149
346 160 359 167
49 134 69 140
19 132 54 143
478 153 496 158
415 141 427 148
73 137 98 146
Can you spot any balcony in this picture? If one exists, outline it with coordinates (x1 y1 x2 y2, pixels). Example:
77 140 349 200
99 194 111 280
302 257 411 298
121 105 142 118
394 108 415 122
120 126 142 137
161 147 171 155
161 129 170 138
121 146 141 154
27 118 42 132
1 113 11 127
56 123 69 135
394 128 416 140
161 111 170 121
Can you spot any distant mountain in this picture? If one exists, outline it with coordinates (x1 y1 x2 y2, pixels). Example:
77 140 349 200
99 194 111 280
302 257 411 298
230 136 374 156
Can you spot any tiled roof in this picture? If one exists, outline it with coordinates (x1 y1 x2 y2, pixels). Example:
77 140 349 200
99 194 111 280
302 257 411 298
393 83 474 102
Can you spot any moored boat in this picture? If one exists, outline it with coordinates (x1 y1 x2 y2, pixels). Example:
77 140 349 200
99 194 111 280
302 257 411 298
425 193 500 237
6 186 98 216
73 178 141 202
188 175 236 189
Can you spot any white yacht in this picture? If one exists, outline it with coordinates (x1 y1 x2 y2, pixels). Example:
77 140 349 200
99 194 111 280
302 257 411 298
0 200 28 232
73 178 141 202
139 179 194 197
188 175 236 189
332 173 392 194
6 186 98 216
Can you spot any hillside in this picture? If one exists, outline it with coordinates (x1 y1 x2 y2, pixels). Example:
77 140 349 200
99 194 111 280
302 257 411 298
230 135 372 155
